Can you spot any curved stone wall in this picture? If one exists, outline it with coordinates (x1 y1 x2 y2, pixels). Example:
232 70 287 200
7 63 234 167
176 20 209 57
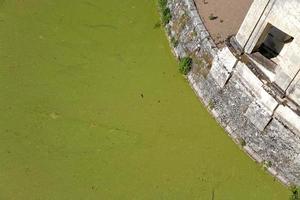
165 0 300 186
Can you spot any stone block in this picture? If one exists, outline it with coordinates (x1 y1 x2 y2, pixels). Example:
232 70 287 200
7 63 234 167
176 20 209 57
235 62 263 92
244 146 263 163
188 74 205 103
256 87 278 113
217 47 237 72
274 105 300 135
274 70 293 91
245 101 272 131
236 0 270 48
209 58 231 88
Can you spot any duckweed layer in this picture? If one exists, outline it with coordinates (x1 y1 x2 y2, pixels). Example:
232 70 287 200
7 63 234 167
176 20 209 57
0 0 289 199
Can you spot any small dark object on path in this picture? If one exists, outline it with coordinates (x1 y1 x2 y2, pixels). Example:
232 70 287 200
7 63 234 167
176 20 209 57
209 13 218 20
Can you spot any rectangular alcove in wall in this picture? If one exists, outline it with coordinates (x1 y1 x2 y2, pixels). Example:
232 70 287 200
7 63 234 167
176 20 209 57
250 23 294 72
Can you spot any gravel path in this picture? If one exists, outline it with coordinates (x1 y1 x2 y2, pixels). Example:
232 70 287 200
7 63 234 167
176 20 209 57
195 0 253 47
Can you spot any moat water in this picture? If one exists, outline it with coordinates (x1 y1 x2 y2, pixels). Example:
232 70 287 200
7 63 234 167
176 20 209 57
0 0 289 199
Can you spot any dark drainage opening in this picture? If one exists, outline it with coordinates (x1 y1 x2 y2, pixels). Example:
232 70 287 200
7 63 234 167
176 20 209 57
253 24 294 60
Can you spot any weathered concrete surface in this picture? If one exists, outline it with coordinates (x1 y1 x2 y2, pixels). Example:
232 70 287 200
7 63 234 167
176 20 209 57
165 0 300 186
236 0 270 49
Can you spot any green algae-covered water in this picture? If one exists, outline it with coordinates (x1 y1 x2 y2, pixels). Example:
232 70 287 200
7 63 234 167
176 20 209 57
0 0 289 199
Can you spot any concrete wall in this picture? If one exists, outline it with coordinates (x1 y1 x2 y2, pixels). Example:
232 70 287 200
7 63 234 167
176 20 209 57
236 0 270 49
236 0 300 104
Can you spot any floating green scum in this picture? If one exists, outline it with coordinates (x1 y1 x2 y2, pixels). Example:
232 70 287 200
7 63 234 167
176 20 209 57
0 0 289 199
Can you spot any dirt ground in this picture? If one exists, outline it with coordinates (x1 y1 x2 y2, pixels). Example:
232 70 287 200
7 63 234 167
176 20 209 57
195 0 253 47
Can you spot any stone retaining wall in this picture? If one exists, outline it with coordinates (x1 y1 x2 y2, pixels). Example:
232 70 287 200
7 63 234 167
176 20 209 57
165 0 300 186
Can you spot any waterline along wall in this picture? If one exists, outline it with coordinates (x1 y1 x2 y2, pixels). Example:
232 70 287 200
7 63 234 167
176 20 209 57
164 0 300 186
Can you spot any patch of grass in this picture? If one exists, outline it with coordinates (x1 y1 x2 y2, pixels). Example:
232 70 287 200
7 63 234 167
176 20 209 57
179 57 192 75
237 137 246 147
162 7 172 25
266 161 272 168
158 0 172 25
170 37 179 47
208 100 215 110
262 160 272 170
158 0 167 8
191 30 197 38
289 186 300 200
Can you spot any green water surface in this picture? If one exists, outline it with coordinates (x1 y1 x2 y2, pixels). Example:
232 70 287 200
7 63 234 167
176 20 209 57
0 0 289 199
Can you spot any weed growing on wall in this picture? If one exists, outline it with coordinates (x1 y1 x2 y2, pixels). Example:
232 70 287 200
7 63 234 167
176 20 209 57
237 137 246 147
170 37 179 47
289 186 300 200
158 0 167 10
179 57 192 75
158 0 172 25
